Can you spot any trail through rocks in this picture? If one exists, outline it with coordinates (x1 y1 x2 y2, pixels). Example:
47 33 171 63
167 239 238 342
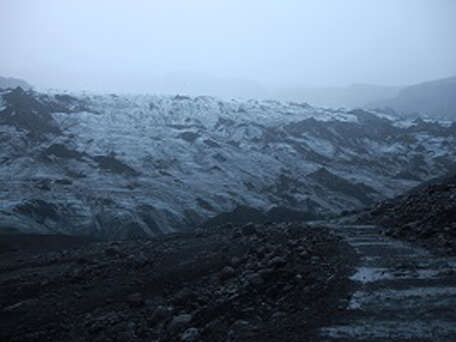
320 225 456 341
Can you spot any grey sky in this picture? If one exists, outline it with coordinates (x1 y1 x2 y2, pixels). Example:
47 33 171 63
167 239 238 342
1 0 455 93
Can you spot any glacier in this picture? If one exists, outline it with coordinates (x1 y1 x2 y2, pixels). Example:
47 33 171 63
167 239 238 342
0 87 455 239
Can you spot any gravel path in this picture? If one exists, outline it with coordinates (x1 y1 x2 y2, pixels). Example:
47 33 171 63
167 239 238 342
320 225 456 341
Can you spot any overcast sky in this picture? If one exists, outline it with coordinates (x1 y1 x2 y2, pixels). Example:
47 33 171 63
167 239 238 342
1 0 455 93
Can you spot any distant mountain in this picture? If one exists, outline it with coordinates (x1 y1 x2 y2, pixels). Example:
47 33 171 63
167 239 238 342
370 76 456 120
150 71 269 100
276 84 400 108
148 75 401 107
0 76 32 90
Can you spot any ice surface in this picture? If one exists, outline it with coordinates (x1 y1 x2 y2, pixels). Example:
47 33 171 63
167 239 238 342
1 89 456 237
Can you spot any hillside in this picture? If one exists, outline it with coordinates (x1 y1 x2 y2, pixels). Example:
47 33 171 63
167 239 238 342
277 83 399 108
370 76 456 120
364 172 456 254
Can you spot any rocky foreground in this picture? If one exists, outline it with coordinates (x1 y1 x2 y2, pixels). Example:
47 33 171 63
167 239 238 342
0 223 354 342
363 173 456 255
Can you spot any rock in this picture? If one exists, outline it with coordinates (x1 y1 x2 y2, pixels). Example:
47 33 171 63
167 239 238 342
127 292 144 307
105 246 121 257
299 250 309 258
258 268 274 279
230 256 241 267
220 266 235 280
3 302 25 312
287 239 298 247
268 256 286 268
150 305 172 325
242 223 257 236
271 311 286 320
311 256 320 264
168 314 193 334
232 319 251 330
231 228 242 239
245 272 264 286
245 260 258 271
256 246 266 258
180 327 200 341
95 311 120 326
77 256 90 265
70 268 84 282
174 288 196 304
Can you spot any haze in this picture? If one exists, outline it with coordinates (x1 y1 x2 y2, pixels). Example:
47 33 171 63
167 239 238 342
1 0 455 95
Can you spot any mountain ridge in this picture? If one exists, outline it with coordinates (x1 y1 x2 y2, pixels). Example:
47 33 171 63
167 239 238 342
369 76 456 120
0 76 32 90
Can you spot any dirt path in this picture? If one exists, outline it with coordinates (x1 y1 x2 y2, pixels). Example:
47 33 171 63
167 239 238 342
320 225 456 341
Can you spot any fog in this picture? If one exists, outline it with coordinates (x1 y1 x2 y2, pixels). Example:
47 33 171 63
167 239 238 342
1 0 455 96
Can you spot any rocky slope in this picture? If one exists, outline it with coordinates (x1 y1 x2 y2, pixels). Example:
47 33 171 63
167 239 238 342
0 223 353 342
1 87 456 238
363 173 456 254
